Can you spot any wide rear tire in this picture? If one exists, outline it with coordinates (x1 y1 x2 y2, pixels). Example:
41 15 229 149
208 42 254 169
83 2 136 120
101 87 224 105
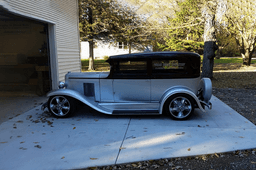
165 94 194 120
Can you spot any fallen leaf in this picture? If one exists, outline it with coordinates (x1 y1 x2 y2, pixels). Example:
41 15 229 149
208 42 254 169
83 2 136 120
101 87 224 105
239 136 244 138
16 120 23 123
47 121 53 125
77 119 81 121
90 158 98 160
33 119 40 123
17 136 22 138
61 156 65 159
94 119 98 122
188 148 191 151
20 141 25 144
26 115 32 120
19 147 27 150
132 164 138 167
34 145 42 149
33 142 39 144
120 147 126 150
176 132 185 135
0 142 8 144
73 127 76 130
163 147 172 149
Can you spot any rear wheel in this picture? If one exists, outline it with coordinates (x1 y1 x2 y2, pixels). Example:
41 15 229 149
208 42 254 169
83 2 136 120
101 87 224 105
165 94 194 120
48 96 75 118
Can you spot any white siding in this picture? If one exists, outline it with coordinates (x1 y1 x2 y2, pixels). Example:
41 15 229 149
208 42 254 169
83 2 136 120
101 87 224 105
81 41 153 59
3 0 80 82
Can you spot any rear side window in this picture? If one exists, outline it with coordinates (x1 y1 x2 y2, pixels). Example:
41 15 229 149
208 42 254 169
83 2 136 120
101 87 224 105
151 58 200 78
152 60 186 70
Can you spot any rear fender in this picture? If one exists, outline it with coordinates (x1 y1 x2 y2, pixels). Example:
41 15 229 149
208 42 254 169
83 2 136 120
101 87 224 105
46 89 111 114
159 86 205 114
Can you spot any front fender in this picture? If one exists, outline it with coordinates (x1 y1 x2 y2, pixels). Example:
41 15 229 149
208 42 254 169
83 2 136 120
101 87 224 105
159 86 206 114
46 89 112 114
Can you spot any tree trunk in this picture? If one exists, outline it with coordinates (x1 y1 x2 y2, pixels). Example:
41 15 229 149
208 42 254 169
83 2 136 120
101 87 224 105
242 48 252 66
88 39 94 70
88 7 94 70
235 35 255 66
201 8 217 79
129 41 132 54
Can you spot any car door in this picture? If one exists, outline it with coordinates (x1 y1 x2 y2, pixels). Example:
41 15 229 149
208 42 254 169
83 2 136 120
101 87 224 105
112 59 150 102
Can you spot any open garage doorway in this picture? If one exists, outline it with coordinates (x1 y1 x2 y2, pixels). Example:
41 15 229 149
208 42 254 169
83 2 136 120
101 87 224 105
0 11 52 96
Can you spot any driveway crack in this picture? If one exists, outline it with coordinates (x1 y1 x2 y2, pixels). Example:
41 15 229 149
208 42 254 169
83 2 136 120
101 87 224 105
115 118 131 164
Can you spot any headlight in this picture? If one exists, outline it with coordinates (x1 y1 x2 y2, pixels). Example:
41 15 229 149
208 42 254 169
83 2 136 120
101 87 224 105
58 81 66 89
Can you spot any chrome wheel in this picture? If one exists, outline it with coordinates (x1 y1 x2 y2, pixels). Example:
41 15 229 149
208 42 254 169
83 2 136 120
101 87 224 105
169 96 193 119
49 96 71 117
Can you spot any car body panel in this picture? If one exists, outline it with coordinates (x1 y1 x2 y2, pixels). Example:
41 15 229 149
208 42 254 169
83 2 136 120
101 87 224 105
150 78 200 101
113 79 150 102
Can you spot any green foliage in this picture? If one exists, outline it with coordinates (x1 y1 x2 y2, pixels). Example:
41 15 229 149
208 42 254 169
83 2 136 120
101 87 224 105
216 29 240 57
79 0 149 49
160 38 204 53
158 0 204 53
103 55 109 60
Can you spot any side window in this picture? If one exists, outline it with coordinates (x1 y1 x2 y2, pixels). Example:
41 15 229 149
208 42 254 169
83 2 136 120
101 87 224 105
152 60 186 73
113 60 148 78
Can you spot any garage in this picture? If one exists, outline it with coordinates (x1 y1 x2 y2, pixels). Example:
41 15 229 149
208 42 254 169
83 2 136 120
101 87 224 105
0 0 81 98
0 11 51 96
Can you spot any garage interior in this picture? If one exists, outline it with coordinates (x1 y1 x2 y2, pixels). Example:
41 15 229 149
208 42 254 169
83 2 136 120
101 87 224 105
0 10 51 96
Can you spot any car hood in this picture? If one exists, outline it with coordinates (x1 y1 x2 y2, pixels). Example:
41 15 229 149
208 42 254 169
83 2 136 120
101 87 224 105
66 72 109 79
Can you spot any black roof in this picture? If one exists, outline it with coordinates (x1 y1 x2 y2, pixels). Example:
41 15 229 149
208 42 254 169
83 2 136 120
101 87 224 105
107 51 200 61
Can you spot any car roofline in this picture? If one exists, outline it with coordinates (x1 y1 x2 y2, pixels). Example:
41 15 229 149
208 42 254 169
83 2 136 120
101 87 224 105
106 51 200 62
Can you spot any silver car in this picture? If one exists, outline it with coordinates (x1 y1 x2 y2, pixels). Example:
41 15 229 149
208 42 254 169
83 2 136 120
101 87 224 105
43 51 212 120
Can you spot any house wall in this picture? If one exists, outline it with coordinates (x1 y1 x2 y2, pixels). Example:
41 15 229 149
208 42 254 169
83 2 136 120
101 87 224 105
81 41 152 59
2 0 81 83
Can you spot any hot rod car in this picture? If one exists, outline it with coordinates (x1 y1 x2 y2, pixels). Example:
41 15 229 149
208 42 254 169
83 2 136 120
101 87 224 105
42 51 212 120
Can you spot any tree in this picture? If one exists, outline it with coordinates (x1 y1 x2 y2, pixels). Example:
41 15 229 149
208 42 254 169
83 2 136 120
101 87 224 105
157 0 204 54
216 27 239 58
125 0 176 51
224 0 256 66
201 0 218 79
79 0 146 70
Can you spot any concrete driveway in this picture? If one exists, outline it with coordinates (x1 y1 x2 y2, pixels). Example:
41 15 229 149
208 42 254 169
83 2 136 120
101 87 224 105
0 96 256 170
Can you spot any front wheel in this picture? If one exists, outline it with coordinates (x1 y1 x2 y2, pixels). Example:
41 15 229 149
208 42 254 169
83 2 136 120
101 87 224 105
48 96 75 118
165 94 194 120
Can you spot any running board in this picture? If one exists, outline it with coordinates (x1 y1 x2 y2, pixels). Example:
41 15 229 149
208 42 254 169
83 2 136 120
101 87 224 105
112 110 159 115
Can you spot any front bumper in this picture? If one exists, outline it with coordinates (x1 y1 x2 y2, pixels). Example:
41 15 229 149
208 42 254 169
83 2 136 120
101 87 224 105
200 100 212 110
